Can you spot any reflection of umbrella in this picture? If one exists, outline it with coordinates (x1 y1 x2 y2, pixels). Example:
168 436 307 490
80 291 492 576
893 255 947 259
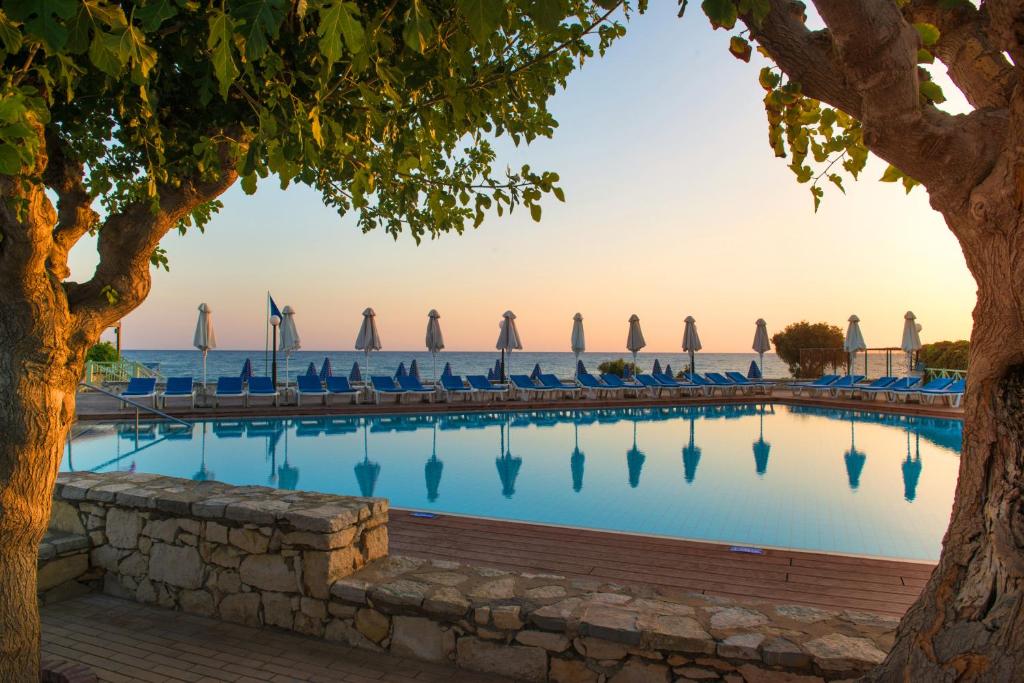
571 313 586 378
277 426 299 490
626 421 645 488
354 422 381 497
682 418 701 483
265 423 285 485
753 405 771 476
844 419 866 490
426 309 445 381
355 308 382 376
902 429 922 501
425 423 444 502
496 418 522 498
626 314 646 377
682 316 702 373
752 319 770 377
193 423 213 481
571 420 585 492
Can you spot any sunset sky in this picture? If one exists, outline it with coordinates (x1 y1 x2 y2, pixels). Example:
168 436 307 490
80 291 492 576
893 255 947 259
69 4 976 353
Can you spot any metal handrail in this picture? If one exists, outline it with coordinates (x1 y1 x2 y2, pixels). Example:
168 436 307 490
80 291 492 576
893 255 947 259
78 382 191 427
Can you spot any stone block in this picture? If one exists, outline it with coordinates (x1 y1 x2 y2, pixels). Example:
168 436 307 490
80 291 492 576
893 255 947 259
709 607 769 631
580 606 641 645
639 614 715 655
761 637 811 669
369 579 428 611
802 633 886 674
205 521 229 544
105 509 143 549
49 501 87 535
302 549 355 599
37 554 89 591
220 592 261 626
391 616 452 663
148 544 204 589
281 528 356 550
262 591 295 629
239 554 297 592
180 589 215 617
549 659 599 683
229 527 269 554
608 659 671 683
362 524 388 560
492 605 524 630
423 587 471 619
456 637 548 682
717 633 765 660
355 608 390 643
517 631 571 652
331 578 369 604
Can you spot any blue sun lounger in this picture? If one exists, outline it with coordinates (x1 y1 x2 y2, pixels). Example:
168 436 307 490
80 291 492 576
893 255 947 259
439 375 473 402
466 375 507 401
704 372 743 396
370 376 407 404
600 373 645 397
325 376 359 404
214 376 246 407
120 377 158 409
296 374 327 406
538 373 580 398
397 375 436 402
918 378 966 407
510 374 559 400
634 374 668 398
858 376 920 401
888 377 951 403
788 375 839 396
725 372 774 395
160 377 195 409
653 372 701 396
809 374 865 397
247 376 279 407
835 376 896 399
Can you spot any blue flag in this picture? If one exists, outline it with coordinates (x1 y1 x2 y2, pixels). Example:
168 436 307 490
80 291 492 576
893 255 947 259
269 295 282 319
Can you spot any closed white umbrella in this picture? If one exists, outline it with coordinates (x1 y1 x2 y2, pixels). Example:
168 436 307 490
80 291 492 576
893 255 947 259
901 311 922 374
425 309 445 381
752 319 771 377
844 314 867 376
355 307 382 376
279 305 301 388
626 314 646 375
496 311 522 379
193 303 217 389
682 316 702 373
571 313 586 377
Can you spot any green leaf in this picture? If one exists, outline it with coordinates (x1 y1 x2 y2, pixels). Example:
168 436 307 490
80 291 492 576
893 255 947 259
527 0 565 31
233 0 287 61
828 173 845 194
458 0 504 44
207 10 239 99
0 11 23 55
318 1 364 62
916 48 934 64
913 22 940 47
6 0 76 50
738 0 770 25
758 67 780 90
880 164 903 183
0 143 21 174
529 203 541 222
553 186 565 202
135 0 178 32
88 31 127 77
403 0 435 54
241 172 257 194
810 185 823 212
701 0 737 30
729 35 751 62
901 175 920 194
919 80 946 103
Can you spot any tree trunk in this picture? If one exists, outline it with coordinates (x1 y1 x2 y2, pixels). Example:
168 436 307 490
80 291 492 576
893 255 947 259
0 275 83 681
867 205 1024 680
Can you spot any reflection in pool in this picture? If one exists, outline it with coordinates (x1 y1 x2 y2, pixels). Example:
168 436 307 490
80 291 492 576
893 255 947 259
66 404 962 560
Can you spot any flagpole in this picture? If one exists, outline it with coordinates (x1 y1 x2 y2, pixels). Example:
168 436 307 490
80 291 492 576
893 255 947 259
265 291 270 375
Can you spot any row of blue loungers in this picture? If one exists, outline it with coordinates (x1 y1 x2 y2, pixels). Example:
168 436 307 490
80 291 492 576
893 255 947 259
789 374 966 407
118 376 299 409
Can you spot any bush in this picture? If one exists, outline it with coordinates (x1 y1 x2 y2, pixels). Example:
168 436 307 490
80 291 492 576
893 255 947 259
597 358 640 377
918 340 969 370
771 321 845 378
86 341 119 363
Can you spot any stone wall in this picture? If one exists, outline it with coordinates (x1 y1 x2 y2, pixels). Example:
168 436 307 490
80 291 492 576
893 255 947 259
52 471 387 631
50 472 896 682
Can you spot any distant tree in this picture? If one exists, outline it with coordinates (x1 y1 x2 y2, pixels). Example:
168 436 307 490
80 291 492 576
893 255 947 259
85 342 118 364
771 321 844 378
597 358 639 377
918 340 970 372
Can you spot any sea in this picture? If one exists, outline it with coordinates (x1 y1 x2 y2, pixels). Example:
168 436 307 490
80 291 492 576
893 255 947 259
117 350 914 382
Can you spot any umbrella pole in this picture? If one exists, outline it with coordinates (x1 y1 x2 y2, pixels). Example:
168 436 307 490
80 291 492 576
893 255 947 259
689 350 695 374
758 351 764 377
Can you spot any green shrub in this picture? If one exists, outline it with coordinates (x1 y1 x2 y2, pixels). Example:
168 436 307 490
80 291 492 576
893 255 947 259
771 321 845 378
597 358 640 377
86 341 119 363
918 340 969 370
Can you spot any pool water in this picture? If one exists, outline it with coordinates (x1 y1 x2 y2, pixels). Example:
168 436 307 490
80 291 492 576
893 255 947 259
66 404 962 561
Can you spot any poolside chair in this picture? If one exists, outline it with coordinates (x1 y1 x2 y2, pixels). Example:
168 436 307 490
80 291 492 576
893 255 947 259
296 374 327 406
161 377 195 409
634 374 668 398
725 371 775 395
370 376 407 404
214 377 246 407
652 372 701 397
439 375 473 402
889 377 952 403
325 376 360 405
120 377 157 409
809 374 865 398
576 372 623 399
247 376 279 407
835 376 896 399
510 374 558 400
918 378 966 407
537 373 580 399
857 376 920 401
704 372 743 396
397 375 435 402
600 373 646 398
788 375 839 397
466 375 508 401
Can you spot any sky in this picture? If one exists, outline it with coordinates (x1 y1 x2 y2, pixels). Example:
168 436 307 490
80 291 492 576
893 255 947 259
69 4 977 353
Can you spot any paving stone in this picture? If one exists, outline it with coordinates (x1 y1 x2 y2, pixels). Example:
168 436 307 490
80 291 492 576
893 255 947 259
531 598 583 631
760 637 811 669
717 633 765 660
369 579 429 610
456 637 547 682
331 577 370 604
423 586 471 618
516 630 571 652
710 607 769 631
639 614 714 655
802 633 886 673
774 605 833 624
469 576 517 600
580 606 641 645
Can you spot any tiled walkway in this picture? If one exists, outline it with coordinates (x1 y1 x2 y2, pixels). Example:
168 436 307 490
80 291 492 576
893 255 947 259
390 512 934 617
42 594 518 683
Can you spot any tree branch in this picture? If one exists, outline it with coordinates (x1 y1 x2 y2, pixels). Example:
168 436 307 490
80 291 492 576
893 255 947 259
42 134 99 281
983 0 1024 67
904 0 1017 110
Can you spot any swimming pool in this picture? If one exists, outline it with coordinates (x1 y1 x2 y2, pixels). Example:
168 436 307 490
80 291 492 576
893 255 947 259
66 404 962 561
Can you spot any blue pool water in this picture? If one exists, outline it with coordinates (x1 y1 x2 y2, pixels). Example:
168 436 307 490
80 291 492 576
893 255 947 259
66 405 962 561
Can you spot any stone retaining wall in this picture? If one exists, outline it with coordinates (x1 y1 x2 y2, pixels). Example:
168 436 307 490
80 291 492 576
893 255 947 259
51 472 896 682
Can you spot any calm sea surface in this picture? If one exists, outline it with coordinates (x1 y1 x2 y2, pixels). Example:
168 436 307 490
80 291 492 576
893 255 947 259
118 350 910 382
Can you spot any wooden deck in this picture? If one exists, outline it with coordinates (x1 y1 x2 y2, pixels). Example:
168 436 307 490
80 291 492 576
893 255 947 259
389 511 934 618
